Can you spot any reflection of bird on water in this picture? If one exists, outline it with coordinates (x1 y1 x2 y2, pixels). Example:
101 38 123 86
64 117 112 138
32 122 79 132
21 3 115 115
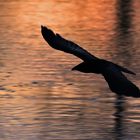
41 26 140 98
114 95 125 140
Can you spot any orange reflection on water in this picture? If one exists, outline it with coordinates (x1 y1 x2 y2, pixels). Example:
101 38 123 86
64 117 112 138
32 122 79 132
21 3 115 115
0 0 140 139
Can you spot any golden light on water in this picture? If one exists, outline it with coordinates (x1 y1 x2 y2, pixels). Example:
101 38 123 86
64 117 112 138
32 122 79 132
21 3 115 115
0 0 140 139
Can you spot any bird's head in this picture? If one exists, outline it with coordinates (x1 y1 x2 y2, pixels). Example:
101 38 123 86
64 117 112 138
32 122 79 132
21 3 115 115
72 62 90 73
71 65 80 71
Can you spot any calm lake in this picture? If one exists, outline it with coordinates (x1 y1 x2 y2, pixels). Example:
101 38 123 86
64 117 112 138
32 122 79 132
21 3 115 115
0 0 140 140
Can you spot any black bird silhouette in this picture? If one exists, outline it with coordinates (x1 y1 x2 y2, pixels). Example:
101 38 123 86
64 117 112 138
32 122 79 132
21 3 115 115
41 25 140 97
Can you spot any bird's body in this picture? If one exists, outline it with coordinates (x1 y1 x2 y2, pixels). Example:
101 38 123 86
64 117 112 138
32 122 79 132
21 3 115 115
41 25 140 98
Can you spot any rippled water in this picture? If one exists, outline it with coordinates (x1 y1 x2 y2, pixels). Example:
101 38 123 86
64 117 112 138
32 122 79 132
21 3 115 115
0 0 140 140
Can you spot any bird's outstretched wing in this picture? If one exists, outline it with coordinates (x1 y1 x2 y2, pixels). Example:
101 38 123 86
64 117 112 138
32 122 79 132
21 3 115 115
102 65 140 97
41 26 98 62
41 26 135 75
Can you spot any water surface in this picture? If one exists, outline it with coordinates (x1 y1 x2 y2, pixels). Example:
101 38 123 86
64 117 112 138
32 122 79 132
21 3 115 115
0 0 140 140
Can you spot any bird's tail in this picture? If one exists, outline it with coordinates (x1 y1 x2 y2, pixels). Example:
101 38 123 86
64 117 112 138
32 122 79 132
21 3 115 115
114 63 136 75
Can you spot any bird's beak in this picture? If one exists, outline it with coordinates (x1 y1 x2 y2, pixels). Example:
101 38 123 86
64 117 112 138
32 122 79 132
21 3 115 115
71 66 77 71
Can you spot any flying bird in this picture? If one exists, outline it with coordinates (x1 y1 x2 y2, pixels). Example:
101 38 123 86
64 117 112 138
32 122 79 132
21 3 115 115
41 25 140 98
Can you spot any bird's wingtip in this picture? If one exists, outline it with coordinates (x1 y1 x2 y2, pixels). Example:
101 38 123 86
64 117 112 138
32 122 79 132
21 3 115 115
41 25 46 29
41 25 53 32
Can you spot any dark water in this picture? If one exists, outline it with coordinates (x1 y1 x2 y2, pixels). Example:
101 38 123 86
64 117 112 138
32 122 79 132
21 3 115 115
0 0 140 139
